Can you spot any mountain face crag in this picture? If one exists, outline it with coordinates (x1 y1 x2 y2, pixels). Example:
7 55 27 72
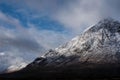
30 18 120 67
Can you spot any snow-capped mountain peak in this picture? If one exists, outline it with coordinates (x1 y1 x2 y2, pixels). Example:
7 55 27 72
30 18 120 66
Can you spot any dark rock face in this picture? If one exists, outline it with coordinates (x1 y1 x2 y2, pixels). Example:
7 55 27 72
90 18 120 33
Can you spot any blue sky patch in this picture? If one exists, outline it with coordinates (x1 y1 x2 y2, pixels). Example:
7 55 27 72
0 3 66 32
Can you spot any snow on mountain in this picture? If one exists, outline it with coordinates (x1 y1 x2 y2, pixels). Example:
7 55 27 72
0 51 27 73
6 62 27 73
31 18 120 66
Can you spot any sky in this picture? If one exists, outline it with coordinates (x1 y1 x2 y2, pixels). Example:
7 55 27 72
0 0 120 72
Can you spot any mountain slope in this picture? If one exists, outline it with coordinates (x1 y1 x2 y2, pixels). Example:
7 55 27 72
1 18 120 79
30 18 120 67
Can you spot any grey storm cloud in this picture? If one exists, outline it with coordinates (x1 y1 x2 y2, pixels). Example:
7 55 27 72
0 26 70 72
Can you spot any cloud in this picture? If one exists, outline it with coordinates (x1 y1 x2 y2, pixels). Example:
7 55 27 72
27 25 71 49
51 0 110 34
53 0 103 31
53 0 120 33
0 11 71 72
4 0 120 34
0 51 27 73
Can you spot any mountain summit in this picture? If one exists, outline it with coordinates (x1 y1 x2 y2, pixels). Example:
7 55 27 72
30 18 120 67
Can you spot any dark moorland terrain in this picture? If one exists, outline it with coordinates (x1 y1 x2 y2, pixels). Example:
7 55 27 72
0 63 120 80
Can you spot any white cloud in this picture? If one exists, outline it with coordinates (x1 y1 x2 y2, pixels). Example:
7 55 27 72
1 0 119 31
52 0 104 33
53 0 120 33
28 24 71 49
5 0 120 34
0 51 27 73
0 11 71 72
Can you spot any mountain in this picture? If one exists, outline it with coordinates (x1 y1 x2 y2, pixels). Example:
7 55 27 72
0 18 120 79
29 18 120 67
